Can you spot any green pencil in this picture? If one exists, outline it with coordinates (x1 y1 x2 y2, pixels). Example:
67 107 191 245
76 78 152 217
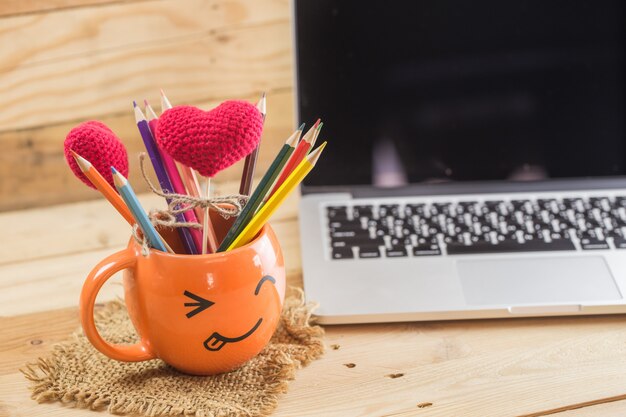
217 126 303 252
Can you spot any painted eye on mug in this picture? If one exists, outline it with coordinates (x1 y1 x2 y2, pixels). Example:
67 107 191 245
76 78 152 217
254 275 276 295
183 290 215 318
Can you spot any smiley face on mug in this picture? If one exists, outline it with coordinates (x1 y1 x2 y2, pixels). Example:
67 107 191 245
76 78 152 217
182 275 277 352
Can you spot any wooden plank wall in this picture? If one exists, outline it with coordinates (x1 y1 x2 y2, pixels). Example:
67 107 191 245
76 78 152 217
0 0 294 212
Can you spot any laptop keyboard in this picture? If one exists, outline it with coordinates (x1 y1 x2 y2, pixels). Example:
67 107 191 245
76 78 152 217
326 196 626 260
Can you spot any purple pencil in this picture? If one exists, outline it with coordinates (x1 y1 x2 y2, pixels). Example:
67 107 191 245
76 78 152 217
133 101 198 254
144 100 204 252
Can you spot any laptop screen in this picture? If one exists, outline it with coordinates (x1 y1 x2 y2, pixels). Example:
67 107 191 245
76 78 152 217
294 0 625 189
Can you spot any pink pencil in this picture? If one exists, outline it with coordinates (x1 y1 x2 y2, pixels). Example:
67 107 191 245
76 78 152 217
145 100 205 252
159 90 218 253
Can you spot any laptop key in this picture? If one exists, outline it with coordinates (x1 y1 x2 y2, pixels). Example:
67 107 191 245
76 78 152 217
330 229 370 239
358 246 381 258
446 238 575 255
329 219 362 229
413 244 442 256
378 204 401 218
352 205 373 218
386 246 408 257
612 236 626 249
332 247 354 259
327 206 348 219
580 238 610 250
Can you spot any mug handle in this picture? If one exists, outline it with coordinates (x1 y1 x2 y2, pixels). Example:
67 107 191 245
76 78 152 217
79 248 156 362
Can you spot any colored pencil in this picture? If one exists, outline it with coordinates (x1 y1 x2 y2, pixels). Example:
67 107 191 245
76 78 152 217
239 93 267 196
71 151 174 253
145 100 205 252
112 168 168 253
226 142 327 251
160 88 173 113
71 150 135 225
159 90 218 253
266 119 320 200
309 121 323 149
217 127 302 252
133 101 197 254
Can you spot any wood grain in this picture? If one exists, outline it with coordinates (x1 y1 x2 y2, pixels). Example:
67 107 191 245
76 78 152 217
0 19 292 132
4 307 626 415
0 0 132 18
0 0 293 210
557 399 626 416
0 0 288 71
0 89 294 211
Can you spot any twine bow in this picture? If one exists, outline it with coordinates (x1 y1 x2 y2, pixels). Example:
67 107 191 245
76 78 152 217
132 153 249 255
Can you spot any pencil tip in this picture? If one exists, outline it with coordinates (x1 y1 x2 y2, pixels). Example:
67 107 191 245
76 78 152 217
111 167 125 187
134 102 146 122
310 122 323 148
256 92 267 114
303 121 319 143
144 100 158 120
132 100 138 108
298 122 305 131
308 141 327 165
286 129 300 146
70 149 90 170
144 99 149 107
160 89 172 111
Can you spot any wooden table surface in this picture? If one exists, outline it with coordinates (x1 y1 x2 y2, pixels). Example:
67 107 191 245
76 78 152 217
3 182 626 417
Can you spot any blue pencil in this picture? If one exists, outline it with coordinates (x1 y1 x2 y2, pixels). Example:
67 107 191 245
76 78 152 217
112 167 168 253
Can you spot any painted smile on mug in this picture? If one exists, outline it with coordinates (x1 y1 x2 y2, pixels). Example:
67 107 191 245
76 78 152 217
183 275 276 352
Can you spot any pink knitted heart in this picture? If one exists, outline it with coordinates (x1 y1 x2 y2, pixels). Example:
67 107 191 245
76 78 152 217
64 121 129 189
155 101 263 177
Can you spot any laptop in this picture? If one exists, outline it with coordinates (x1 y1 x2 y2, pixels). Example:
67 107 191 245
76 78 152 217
293 0 626 324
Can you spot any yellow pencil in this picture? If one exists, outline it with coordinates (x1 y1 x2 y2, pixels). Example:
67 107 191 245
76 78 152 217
227 141 327 251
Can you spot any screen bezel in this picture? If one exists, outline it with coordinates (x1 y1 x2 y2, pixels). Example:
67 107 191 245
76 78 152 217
290 0 626 197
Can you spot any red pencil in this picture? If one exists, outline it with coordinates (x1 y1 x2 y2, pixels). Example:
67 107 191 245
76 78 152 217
266 119 321 199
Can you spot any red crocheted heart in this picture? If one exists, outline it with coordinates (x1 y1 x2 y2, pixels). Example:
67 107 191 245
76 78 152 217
155 101 263 177
64 121 129 189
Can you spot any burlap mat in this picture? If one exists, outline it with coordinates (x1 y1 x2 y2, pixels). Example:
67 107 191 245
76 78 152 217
22 290 324 417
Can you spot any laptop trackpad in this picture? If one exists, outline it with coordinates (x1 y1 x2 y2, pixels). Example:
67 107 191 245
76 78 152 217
458 256 622 305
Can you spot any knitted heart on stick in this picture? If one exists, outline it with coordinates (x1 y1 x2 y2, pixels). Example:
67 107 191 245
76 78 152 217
155 100 263 177
64 121 129 189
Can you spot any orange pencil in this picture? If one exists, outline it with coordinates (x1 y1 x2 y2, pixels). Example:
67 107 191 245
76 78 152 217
71 150 134 225
267 119 321 199
71 150 174 253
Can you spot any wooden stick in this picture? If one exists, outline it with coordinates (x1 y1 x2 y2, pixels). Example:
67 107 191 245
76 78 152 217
202 178 210 254
159 89 217 253
239 92 267 195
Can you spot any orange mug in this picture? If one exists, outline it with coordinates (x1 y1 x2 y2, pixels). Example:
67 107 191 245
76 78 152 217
79 218 286 375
